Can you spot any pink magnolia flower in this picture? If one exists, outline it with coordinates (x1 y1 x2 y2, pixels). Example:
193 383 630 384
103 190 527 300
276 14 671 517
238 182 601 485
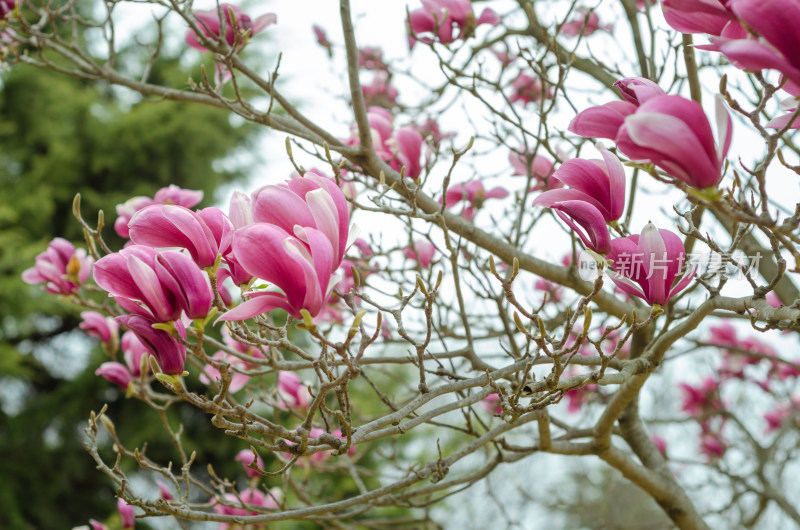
764 404 791 434
766 291 783 308
707 322 738 347
221 174 351 321
699 432 727 461
114 185 203 239
532 147 626 255
332 429 358 457
564 377 597 413
358 46 388 71
312 24 332 56
352 237 374 258
613 77 667 106
80 311 119 344
117 498 135 529
235 449 265 479
212 487 281 528
221 192 256 286
251 172 350 267
404 240 437 268
509 149 559 191
569 77 665 140
199 351 250 392
569 100 638 140
128 205 233 269
220 326 264 360
1 0 16 19
535 277 563 303
607 223 696 306
350 107 425 179
95 362 133 390
774 360 800 381
407 0 500 48
661 0 735 36
509 73 553 106
94 246 213 322
414 118 455 150
121 331 149 377
387 126 425 179
491 46 516 67
650 434 668 457
277 371 312 410
617 94 732 189
227 190 253 230
443 180 508 220
156 480 174 501
679 377 723 416
95 334 147 395
220 224 338 320
362 72 399 108
708 322 775 377
186 4 276 51
481 393 502 414
560 8 612 38
89 519 108 530
558 148 627 221
115 314 187 375
533 192 612 254
335 258 371 294
22 238 93 295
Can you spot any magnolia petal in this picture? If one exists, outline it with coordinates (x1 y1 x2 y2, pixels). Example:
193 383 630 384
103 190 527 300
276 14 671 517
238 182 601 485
251 185 315 233
568 101 636 139
252 13 277 33
233 224 308 301
766 111 800 129
533 188 609 219
668 263 697 300
550 201 612 254
306 188 341 268
714 95 733 162
598 146 626 220
126 254 176 322
219 292 293 321
637 223 668 305
729 0 800 64
156 251 213 320
606 268 648 302
624 113 720 188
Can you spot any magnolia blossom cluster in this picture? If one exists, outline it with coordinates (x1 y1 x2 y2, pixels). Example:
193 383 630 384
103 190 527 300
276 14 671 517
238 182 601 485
183 3 276 84
679 377 728 460
508 147 557 191
528 76 732 307
406 0 499 48
34 176 357 526
662 0 800 129
22 238 93 295
559 8 612 38
219 171 352 321
570 77 732 190
675 320 800 461
25 171 353 380
349 107 425 179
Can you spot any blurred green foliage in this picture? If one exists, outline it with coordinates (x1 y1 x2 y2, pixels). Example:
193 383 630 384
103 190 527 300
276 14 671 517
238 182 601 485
0 49 256 528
